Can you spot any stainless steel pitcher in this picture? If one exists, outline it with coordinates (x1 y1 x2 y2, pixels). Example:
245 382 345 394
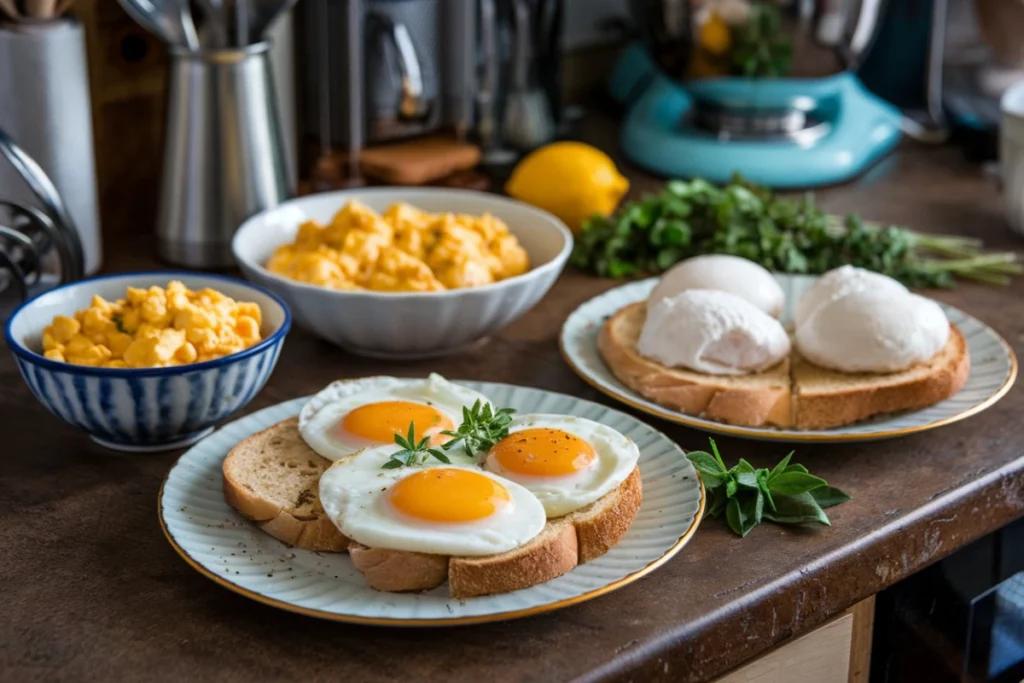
156 42 293 268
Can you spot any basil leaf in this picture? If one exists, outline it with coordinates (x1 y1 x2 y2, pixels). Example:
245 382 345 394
725 477 738 499
783 463 809 474
769 471 828 496
734 458 756 474
749 489 764 528
735 470 760 490
686 451 727 476
763 492 830 526
768 451 793 479
757 470 776 511
726 497 745 536
809 486 852 509
708 438 727 471
705 487 728 518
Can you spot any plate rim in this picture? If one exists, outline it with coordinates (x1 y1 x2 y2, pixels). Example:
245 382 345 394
157 383 707 627
559 278 1019 443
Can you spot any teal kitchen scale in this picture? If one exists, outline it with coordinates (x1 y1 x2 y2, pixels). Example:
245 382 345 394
614 1 906 189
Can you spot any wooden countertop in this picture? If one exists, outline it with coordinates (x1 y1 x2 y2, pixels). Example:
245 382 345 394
3 122 1024 682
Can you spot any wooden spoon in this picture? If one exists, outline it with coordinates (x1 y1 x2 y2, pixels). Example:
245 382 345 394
0 0 20 20
24 0 56 18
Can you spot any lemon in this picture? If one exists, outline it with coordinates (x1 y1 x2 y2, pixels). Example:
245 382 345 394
505 142 629 234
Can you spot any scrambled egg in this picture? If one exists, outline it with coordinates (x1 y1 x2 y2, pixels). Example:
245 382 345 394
41 281 263 368
265 201 530 292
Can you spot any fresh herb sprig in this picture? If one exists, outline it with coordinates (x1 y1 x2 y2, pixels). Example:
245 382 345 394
382 423 451 469
687 439 851 537
571 175 1022 288
440 400 516 457
731 3 792 78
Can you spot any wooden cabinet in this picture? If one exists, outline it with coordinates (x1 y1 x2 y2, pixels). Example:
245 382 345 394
713 597 874 683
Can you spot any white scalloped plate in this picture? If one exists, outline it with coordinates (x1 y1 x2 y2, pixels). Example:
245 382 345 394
561 275 1017 443
159 382 704 626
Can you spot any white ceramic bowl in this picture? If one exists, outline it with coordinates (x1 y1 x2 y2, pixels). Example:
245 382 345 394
5 272 291 452
231 187 573 359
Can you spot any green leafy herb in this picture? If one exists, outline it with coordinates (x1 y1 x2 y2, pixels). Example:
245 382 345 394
112 314 128 334
686 438 851 537
731 3 792 78
381 423 451 469
440 400 516 457
571 175 1022 289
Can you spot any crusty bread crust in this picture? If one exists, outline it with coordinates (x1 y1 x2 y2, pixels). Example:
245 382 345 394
565 466 642 562
349 542 449 592
793 325 970 430
343 465 643 598
599 302 793 428
449 520 579 598
222 418 349 553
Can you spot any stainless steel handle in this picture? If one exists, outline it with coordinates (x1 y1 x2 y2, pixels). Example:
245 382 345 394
369 11 429 121
511 0 530 91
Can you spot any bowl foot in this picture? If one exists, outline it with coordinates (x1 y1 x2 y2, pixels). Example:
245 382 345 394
90 427 216 453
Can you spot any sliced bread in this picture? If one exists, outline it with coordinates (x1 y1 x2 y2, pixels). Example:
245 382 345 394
222 418 349 552
346 465 643 598
792 324 970 429
599 301 793 428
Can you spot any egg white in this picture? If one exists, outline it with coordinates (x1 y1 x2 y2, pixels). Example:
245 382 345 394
318 446 547 556
298 374 492 462
483 414 640 518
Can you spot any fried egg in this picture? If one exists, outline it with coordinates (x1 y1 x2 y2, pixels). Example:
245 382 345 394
318 446 547 556
482 414 640 518
298 374 491 461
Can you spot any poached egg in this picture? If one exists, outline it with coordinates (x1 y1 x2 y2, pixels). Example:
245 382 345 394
648 255 785 318
639 289 791 375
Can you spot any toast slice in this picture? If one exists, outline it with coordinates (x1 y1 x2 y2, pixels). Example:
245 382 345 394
348 466 643 598
222 418 349 552
792 325 970 430
599 301 793 428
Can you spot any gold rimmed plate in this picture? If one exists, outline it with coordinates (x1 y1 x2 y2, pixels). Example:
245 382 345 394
158 382 704 626
560 276 1017 443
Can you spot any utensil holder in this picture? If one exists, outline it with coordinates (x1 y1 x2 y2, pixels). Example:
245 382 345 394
157 42 293 268
0 19 102 275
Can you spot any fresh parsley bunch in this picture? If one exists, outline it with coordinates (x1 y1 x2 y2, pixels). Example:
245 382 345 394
687 439 851 537
382 424 451 469
571 175 1021 288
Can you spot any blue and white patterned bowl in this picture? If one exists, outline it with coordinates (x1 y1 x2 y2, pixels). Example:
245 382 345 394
4 272 291 452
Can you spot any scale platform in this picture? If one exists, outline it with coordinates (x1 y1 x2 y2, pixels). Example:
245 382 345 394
609 45 903 188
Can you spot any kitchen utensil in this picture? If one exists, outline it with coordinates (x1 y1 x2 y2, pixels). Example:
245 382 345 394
533 0 563 131
232 187 571 359
160 383 702 623
157 42 292 267
0 0 19 20
247 0 295 40
4 272 291 452
117 0 193 46
175 0 199 49
359 135 481 185
0 19 101 273
619 0 903 187
561 275 1016 443
503 0 554 150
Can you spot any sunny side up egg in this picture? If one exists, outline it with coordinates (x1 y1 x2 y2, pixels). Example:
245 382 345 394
299 374 491 462
483 415 640 518
318 445 547 556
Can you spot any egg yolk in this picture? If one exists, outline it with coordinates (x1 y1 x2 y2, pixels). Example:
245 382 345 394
490 428 596 477
341 401 453 445
388 468 511 523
